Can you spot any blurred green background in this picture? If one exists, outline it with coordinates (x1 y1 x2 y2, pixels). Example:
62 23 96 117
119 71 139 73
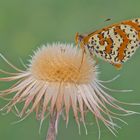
0 0 140 140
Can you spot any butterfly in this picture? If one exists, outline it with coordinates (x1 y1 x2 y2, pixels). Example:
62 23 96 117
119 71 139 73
75 18 140 69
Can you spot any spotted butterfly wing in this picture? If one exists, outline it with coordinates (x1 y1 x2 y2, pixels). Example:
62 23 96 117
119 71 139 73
80 18 140 69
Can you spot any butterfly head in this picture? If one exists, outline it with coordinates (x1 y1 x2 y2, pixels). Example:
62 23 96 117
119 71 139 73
75 32 84 45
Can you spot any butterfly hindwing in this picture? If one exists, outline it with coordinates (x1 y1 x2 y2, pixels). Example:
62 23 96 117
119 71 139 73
86 18 140 68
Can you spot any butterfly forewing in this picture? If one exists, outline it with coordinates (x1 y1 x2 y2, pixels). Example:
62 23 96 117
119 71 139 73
86 18 140 68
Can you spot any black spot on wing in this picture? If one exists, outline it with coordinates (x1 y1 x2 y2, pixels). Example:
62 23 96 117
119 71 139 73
135 19 138 23
99 51 103 54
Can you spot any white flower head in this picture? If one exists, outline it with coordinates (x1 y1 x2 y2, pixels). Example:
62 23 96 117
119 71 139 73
0 43 137 138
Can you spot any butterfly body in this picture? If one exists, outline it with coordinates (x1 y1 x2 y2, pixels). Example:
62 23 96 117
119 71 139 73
76 18 140 68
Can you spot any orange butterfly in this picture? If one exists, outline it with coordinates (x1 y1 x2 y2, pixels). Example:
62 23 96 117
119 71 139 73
75 18 140 69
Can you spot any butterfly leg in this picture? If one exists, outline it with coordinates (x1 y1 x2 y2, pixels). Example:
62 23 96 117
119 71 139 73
75 32 79 48
75 32 87 69
79 43 86 69
89 51 98 65
93 55 98 65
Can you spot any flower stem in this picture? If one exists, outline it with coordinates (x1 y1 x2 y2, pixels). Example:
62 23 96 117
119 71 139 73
46 113 59 140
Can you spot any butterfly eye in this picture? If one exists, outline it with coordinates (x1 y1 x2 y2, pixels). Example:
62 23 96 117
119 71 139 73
78 35 84 42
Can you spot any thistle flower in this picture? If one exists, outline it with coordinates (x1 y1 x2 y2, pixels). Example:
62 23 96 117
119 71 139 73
0 43 137 139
